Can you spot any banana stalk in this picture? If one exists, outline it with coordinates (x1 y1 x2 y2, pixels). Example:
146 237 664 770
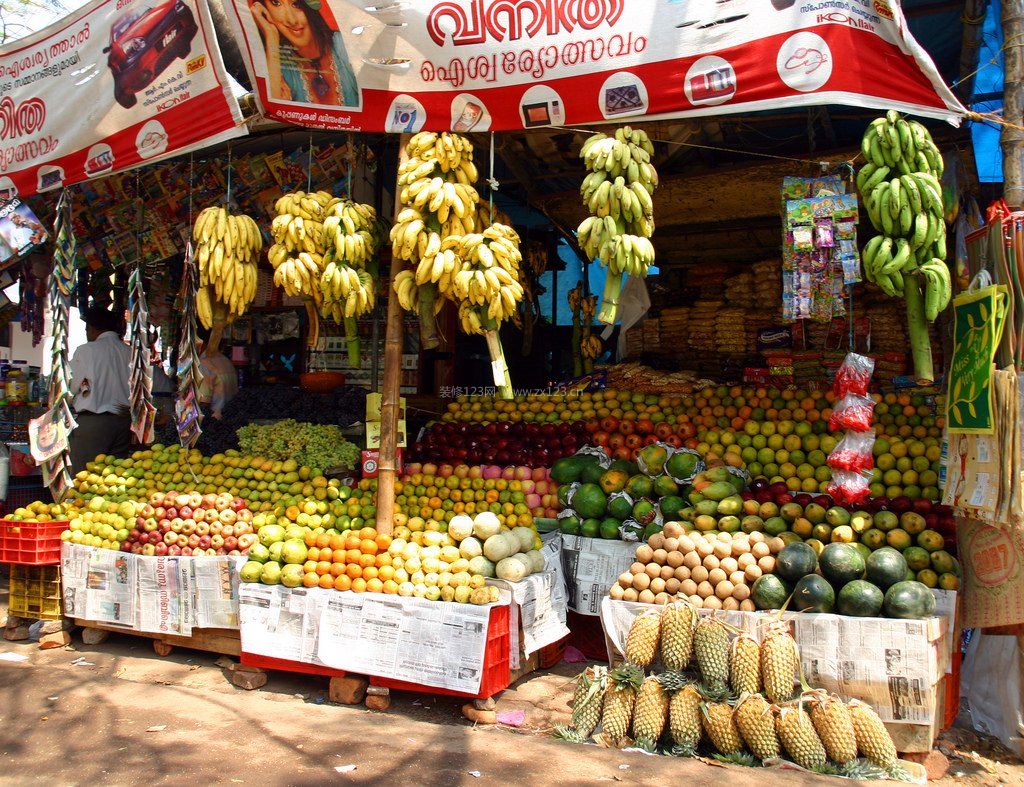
417 282 440 349
571 310 583 377
905 273 934 383
344 316 360 367
482 316 513 399
598 271 624 326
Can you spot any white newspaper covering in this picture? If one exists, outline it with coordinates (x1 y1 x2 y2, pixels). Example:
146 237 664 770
601 598 947 725
238 583 322 664
137 556 194 636
491 570 569 659
83 549 138 627
316 591 495 694
932 589 958 675
560 535 636 615
193 556 244 629
60 542 91 618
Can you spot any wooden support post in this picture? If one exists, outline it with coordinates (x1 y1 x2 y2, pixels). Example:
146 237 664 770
375 133 412 537
1003 0 1024 209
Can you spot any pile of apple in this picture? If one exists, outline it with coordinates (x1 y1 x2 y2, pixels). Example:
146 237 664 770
410 421 588 467
119 491 257 557
401 462 559 525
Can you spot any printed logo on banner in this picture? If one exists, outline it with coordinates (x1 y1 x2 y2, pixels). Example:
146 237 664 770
967 525 1020 586
386 94 426 132
37 165 64 192
0 96 46 140
684 56 736 106
777 32 833 92
85 143 114 177
187 54 207 74
873 0 895 19
0 177 17 201
600 72 649 119
519 84 565 128
425 0 626 46
136 119 169 158
451 93 491 131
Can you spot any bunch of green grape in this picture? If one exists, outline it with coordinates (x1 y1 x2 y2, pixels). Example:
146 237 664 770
237 420 360 473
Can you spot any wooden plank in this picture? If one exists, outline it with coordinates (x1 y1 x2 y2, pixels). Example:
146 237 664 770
74 619 241 657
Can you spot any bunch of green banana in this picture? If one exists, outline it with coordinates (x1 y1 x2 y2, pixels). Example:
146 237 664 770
191 205 263 327
268 191 332 299
322 200 381 268
447 224 525 324
577 126 659 324
858 111 950 382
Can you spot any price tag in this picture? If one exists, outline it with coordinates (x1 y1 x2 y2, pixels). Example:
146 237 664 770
491 359 506 387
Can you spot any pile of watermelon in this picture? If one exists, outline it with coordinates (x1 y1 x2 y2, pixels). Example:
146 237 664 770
751 541 937 619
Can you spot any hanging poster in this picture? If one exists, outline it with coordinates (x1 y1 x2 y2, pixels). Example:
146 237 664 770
222 0 965 133
947 285 1008 433
0 0 246 198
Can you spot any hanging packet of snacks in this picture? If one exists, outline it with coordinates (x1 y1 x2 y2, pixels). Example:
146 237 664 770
827 351 876 505
128 266 156 445
175 243 204 448
781 177 860 323
42 191 78 501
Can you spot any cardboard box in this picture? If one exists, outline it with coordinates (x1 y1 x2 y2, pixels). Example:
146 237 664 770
365 393 406 421
360 449 403 478
365 420 407 449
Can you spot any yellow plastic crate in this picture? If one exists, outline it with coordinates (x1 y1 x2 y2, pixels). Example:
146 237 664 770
8 564 61 620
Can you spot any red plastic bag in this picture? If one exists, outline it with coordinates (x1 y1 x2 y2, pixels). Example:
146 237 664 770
828 393 875 432
827 431 876 472
832 352 875 397
827 469 872 505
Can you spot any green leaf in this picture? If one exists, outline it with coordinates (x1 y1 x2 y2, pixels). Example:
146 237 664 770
968 402 977 418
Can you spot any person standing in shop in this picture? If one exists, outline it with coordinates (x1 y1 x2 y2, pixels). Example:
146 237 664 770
197 333 239 420
69 306 132 472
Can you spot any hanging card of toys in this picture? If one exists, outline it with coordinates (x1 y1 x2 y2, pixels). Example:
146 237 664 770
782 176 861 323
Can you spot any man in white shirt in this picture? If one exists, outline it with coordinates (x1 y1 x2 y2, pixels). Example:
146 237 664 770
69 306 132 472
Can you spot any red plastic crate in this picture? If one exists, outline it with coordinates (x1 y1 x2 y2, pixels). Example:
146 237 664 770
567 610 607 661
0 519 66 565
370 603 510 699
239 652 349 678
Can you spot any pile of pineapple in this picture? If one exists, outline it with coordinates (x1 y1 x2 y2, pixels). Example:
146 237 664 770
558 601 905 779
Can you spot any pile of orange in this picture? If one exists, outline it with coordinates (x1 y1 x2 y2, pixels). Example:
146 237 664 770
299 527 396 593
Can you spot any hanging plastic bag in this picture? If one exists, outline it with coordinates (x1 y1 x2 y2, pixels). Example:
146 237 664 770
832 352 875 397
827 469 872 505
827 431 876 472
828 393 875 432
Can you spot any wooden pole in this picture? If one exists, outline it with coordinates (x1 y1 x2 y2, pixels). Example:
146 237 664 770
1003 0 1024 208
375 133 411 536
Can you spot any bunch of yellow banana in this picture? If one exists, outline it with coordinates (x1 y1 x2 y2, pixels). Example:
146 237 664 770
477 202 512 232
457 301 489 336
322 200 381 268
394 269 445 315
581 334 603 360
268 191 332 298
191 205 262 325
447 224 525 324
319 264 375 322
576 126 659 324
403 131 477 181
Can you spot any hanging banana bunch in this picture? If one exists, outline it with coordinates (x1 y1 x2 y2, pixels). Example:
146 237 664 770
580 294 600 373
576 126 659 325
192 205 263 329
857 110 950 383
446 224 525 334
267 190 331 299
519 241 548 355
391 132 481 348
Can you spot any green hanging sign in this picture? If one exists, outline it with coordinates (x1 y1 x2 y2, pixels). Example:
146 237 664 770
947 285 1008 433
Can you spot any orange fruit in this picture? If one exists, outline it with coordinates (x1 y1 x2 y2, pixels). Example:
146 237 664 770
375 553 392 568
375 534 392 551
330 562 346 577
359 527 377 540
303 572 319 588
345 534 361 550
382 579 399 594
351 578 367 593
346 564 362 579
334 574 351 591
378 565 395 582
359 553 376 568
362 566 378 580
346 548 361 563
360 539 378 556
366 578 383 593
302 560 317 574
315 533 331 549
316 561 332 576
329 534 345 550
318 574 335 589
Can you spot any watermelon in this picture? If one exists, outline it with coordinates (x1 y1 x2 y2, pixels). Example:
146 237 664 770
818 543 866 587
883 581 937 619
792 574 835 613
750 574 792 611
572 484 607 519
865 547 908 590
775 542 818 583
836 580 885 617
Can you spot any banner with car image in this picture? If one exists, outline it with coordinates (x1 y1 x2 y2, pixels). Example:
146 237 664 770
0 0 245 198
223 0 965 133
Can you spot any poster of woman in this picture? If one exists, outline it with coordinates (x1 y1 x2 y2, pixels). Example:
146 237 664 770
250 0 361 108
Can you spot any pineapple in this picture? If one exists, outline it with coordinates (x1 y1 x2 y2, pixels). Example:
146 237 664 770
625 609 662 668
632 674 670 750
733 693 779 761
760 621 798 704
848 700 899 769
729 634 762 696
601 664 643 745
694 616 730 693
775 706 827 771
701 701 744 755
570 666 607 739
660 600 697 671
664 673 703 753
809 692 858 765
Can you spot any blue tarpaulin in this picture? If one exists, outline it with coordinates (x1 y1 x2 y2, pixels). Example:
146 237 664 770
969 0 1008 182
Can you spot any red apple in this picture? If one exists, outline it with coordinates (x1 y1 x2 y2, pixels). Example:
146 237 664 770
143 518 159 533
164 532 179 546
142 544 156 556
131 544 143 554
154 542 168 556
187 534 200 549
180 546 193 556
198 535 212 549
195 521 209 536
150 492 165 507
164 507 178 520
209 522 223 536
224 536 238 551
167 545 182 557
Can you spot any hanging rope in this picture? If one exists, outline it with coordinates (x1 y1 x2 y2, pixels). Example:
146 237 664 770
488 131 497 215
307 132 314 194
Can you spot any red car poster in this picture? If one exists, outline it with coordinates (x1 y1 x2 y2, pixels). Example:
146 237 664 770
0 0 245 198
223 0 965 132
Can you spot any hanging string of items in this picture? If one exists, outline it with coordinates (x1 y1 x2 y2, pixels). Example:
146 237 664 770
42 189 77 501
128 263 155 445
175 242 203 447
